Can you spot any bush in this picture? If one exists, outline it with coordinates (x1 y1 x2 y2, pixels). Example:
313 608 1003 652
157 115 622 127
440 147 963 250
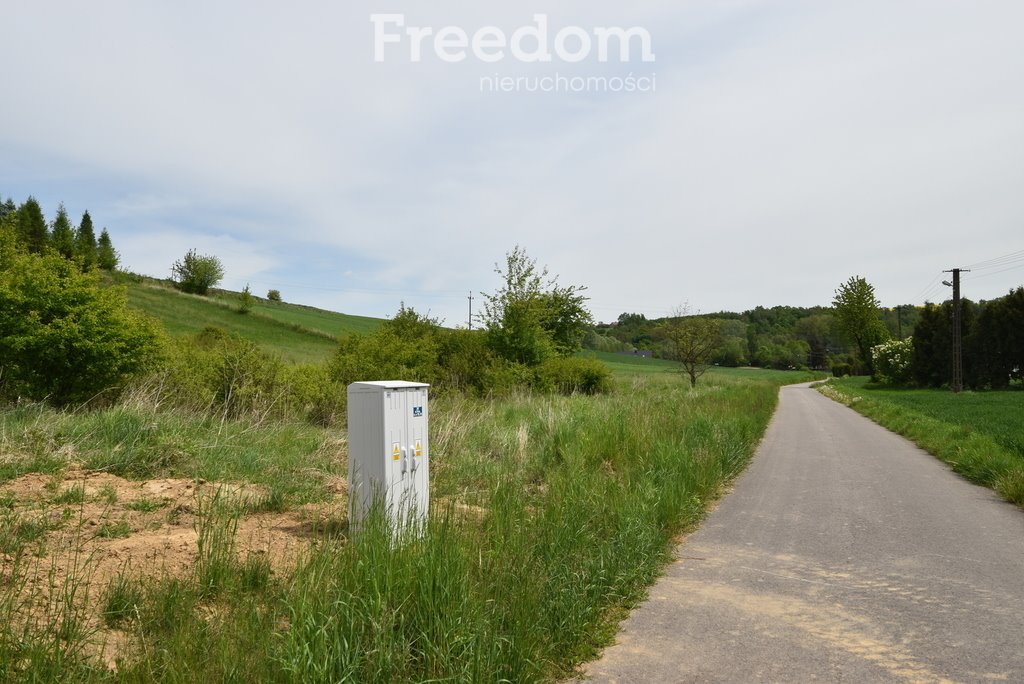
237 284 254 314
171 249 224 295
0 234 161 404
267 289 282 302
534 357 613 395
831 363 853 378
329 307 443 388
871 337 914 385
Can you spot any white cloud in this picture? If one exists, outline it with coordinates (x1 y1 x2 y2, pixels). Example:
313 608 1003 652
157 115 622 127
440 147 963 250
2 1 1023 323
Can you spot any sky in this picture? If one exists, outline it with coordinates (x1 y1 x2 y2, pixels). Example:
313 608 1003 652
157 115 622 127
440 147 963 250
2 1 1023 325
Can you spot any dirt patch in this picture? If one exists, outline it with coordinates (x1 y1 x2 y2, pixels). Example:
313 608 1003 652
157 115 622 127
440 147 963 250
0 469 347 668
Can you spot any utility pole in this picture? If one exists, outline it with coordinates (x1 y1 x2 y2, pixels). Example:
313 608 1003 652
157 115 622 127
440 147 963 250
467 291 474 330
943 268 970 393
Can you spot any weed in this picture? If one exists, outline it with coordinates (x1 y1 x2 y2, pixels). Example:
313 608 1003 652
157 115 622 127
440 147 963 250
53 484 86 505
126 497 165 513
194 490 241 597
98 483 118 505
96 520 132 539
102 572 144 628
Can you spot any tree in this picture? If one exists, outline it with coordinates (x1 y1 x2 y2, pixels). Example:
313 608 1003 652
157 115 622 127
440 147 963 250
0 197 16 223
661 305 723 387
96 228 119 270
481 247 592 365
0 230 161 404
832 276 889 374
75 210 98 269
16 196 48 254
50 203 76 259
171 249 224 295
237 283 254 313
267 289 282 302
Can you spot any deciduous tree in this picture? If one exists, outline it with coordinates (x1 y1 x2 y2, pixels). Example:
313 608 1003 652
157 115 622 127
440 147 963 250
662 305 722 387
832 276 889 374
171 249 224 295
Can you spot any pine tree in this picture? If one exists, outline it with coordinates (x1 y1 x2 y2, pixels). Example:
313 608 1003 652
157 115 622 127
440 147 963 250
76 210 98 269
50 203 77 259
0 197 16 223
97 228 119 270
17 196 49 254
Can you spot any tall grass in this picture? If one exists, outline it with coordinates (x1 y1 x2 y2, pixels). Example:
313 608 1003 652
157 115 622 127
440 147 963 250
0 371 793 681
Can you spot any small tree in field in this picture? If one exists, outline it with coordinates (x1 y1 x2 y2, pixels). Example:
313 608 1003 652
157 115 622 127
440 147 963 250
662 305 722 388
267 289 282 302
172 249 224 295
237 283 254 313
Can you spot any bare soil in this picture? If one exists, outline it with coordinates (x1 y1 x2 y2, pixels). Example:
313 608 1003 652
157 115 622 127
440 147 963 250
0 469 347 668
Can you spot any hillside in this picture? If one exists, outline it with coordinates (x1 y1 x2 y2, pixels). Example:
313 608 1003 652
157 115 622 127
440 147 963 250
124 279 382 364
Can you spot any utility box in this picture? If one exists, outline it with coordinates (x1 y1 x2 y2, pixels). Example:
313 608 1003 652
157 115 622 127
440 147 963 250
347 381 430 531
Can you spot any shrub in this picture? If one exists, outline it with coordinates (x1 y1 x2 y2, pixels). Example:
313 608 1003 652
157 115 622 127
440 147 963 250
238 284 254 314
534 356 613 395
0 233 161 404
329 307 442 388
267 289 282 302
831 363 853 378
871 337 914 385
171 249 224 295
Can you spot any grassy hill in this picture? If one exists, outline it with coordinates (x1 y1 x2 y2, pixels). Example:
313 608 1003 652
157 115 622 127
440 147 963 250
124 280 382 364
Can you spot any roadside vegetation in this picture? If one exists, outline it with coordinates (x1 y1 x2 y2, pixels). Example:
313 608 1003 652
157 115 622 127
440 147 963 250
0 361 815 680
819 378 1024 506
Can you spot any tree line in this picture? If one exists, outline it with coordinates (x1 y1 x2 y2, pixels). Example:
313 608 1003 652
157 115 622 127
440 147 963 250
586 274 1021 390
0 195 119 271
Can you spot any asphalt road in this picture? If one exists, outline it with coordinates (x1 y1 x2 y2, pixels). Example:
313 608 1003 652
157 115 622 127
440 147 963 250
578 381 1024 683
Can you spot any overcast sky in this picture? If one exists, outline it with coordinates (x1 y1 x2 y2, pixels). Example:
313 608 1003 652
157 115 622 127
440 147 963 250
3 1 1023 325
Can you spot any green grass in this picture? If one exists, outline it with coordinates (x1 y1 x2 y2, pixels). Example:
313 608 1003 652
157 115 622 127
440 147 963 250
0 370 798 681
125 281 381 363
0 404 342 504
584 350 826 385
820 378 1024 506
210 292 382 338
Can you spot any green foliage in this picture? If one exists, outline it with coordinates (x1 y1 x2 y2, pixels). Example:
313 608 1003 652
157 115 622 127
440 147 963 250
49 203 76 260
171 248 225 295
330 305 443 387
16 196 48 254
96 228 118 270
75 210 97 269
238 283 254 314
266 289 282 302
871 337 914 385
482 247 593 365
832 276 889 373
534 356 613 395
660 308 723 387
0 236 162 404
968 288 1024 389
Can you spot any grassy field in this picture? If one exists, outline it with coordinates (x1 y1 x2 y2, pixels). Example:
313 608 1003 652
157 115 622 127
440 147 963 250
0 363 815 681
584 350 826 385
124 281 381 364
820 378 1024 506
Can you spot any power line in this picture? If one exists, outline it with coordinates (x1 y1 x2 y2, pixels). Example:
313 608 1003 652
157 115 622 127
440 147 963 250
965 248 1024 271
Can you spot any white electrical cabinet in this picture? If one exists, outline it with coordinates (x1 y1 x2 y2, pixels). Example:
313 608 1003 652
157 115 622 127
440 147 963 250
347 381 430 530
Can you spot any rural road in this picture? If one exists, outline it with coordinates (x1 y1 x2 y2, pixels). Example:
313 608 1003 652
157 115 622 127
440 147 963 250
578 381 1024 683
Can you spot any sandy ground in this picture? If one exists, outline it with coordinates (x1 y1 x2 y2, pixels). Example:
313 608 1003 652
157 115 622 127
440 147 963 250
0 469 348 668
